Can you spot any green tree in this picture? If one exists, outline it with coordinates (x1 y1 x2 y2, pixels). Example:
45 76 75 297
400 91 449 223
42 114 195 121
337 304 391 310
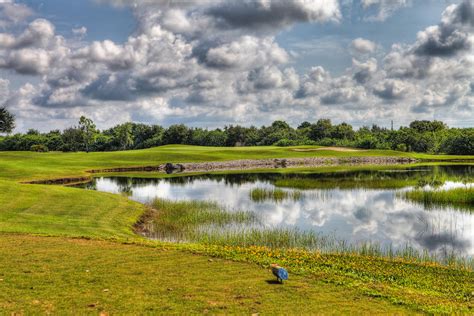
409 120 446 133
78 116 97 153
0 107 15 134
62 128 84 152
309 119 332 141
162 124 191 145
115 123 134 150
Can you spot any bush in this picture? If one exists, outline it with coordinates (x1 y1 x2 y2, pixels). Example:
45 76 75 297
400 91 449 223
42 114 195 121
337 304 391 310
395 143 408 152
273 139 297 147
30 144 49 152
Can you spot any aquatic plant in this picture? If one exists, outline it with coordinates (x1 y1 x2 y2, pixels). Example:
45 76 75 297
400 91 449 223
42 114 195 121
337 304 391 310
401 187 474 210
145 198 473 270
249 187 302 202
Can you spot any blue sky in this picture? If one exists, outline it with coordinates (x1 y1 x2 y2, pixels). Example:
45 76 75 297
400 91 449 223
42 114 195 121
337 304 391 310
0 0 472 131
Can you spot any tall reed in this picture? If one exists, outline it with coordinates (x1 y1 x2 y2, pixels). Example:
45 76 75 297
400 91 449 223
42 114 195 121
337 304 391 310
249 187 302 202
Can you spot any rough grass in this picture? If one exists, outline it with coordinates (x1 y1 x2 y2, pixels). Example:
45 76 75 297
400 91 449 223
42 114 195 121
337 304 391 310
1 234 417 314
249 187 302 202
402 187 474 210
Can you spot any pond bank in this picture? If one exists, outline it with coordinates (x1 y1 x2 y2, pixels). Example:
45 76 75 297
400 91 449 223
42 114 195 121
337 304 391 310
22 156 417 184
88 156 418 174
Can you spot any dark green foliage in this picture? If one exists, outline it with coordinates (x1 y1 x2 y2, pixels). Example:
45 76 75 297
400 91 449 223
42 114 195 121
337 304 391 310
0 107 15 134
0 118 472 154
30 144 49 152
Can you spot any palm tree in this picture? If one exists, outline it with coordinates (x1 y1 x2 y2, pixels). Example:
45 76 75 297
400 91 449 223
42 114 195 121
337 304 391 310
0 107 15 134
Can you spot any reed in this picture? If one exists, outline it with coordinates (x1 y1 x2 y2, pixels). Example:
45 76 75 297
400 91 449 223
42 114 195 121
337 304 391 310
401 187 474 210
249 187 302 202
146 198 473 270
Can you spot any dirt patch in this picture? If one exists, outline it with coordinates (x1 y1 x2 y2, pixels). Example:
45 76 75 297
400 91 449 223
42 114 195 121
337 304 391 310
292 147 365 152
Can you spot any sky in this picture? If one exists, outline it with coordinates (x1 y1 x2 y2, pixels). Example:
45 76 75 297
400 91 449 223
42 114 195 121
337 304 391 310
0 0 472 132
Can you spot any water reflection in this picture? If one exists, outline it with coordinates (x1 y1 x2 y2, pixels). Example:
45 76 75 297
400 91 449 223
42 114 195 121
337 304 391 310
80 165 474 257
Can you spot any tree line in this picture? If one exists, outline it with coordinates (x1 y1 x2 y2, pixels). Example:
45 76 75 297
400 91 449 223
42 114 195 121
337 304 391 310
0 107 472 154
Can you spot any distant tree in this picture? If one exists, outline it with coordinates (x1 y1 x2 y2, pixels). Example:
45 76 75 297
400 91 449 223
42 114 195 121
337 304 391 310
331 122 355 140
409 120 446 133
62 127 84 152
309 119 332 141
270 120 291 131
114 123 134 150
0 107 15 134
78 116 97 153
162 124 191 145
441 130 474 155
224 125 247 146
26 129 40 135
297 121 311 130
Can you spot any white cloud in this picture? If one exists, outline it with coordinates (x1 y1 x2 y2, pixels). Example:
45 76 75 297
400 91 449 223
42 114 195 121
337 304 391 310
351 38 377 54
0 0 473 131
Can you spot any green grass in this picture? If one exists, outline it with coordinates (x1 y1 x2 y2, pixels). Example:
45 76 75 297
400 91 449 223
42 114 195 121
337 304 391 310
0 145 473 313
1 144 473 182
0 180 145 239
145 199 256 241
402 187 474 210
0 234 420 314
249 187 302 202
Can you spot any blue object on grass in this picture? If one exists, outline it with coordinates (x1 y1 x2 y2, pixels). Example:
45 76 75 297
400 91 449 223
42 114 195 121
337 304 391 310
271 264 289 283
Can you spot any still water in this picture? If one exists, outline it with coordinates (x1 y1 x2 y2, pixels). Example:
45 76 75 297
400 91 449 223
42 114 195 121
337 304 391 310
82 165 474 256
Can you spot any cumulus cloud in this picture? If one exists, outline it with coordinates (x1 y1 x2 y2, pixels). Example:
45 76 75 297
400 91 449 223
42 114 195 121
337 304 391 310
0 0 473 131
414 1 473 57
0 0 33 28
207 0 341 30
360 0 410 21
351 38 377 54
373 79 411 100
205 36 288 69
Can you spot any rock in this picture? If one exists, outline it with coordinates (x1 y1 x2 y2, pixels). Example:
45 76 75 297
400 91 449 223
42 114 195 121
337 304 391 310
164 163 185 174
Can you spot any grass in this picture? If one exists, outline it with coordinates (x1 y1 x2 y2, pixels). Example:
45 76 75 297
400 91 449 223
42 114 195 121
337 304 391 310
0 145 473 313
147 199 473 270
402 187 474 210
0 180 145 239
0 234 418 314
0 144 473 182
249 187 302 202
144 199 256 241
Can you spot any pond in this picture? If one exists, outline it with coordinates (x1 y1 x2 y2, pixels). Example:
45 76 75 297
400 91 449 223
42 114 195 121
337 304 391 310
80 164 474 258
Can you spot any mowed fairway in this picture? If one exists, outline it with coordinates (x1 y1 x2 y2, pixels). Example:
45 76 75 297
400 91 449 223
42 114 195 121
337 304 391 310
0 145 473 313
1 144 472 182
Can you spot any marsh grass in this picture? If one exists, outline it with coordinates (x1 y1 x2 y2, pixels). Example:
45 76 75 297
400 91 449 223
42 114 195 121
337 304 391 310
250 187 302 202
401 187 474 210
146 198 473 270
145 199 257 241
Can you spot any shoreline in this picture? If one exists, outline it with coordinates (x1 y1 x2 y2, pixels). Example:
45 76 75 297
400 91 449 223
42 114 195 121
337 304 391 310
88 156 418 174
24 156 418 184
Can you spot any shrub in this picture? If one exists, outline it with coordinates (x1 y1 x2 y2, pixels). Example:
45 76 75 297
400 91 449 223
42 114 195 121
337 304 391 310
30 144 49 152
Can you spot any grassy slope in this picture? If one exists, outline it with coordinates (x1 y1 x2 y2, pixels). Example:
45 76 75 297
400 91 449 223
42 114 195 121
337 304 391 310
0 145 473 313
0 181 144 238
